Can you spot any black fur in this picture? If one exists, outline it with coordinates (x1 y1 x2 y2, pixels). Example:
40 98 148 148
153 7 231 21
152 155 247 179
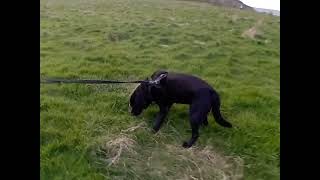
129 70 232 148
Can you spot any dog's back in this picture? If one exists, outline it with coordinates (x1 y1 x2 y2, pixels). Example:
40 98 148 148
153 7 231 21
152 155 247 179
151 70 215 104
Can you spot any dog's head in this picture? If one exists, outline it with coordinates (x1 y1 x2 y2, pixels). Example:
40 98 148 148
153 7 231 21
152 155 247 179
129 72 168 116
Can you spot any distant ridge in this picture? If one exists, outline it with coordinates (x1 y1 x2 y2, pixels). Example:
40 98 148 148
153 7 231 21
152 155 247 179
206 0 253 10
183 0 254 10
254 8 280 16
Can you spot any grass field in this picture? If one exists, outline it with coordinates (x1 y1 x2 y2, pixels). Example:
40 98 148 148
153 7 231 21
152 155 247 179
40 0 280 179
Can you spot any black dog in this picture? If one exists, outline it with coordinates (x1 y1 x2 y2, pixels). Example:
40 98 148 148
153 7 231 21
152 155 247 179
129 70 232 148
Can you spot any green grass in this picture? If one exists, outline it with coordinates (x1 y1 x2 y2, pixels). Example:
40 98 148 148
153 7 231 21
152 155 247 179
40 0 280 179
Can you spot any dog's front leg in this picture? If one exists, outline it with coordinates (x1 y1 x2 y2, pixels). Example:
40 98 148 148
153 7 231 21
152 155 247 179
152 104 172 133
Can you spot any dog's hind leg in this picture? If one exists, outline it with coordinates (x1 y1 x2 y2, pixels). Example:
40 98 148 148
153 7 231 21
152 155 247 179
152 103 172 133
202 116 208 126
183 92 212 148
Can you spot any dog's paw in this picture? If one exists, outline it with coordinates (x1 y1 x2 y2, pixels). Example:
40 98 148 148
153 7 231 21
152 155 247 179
182 141 192 148
224 122 232 128
204 121 208 126
219 120 232 128
152 127 159 134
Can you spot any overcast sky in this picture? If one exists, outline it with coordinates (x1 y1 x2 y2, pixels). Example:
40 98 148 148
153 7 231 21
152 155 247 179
241 0 280 11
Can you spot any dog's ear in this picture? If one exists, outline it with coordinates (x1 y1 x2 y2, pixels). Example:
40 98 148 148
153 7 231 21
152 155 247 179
149 85 162 98
129 90 136 106
140 82 147 92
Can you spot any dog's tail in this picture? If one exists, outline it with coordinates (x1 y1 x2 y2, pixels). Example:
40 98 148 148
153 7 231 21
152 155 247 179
211 91 232 128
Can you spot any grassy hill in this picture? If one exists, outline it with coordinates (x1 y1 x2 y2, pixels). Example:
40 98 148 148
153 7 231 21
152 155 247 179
40 0 280 179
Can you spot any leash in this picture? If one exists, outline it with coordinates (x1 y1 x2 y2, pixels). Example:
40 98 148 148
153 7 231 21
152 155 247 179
40 78 148 84
40 74 167 85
